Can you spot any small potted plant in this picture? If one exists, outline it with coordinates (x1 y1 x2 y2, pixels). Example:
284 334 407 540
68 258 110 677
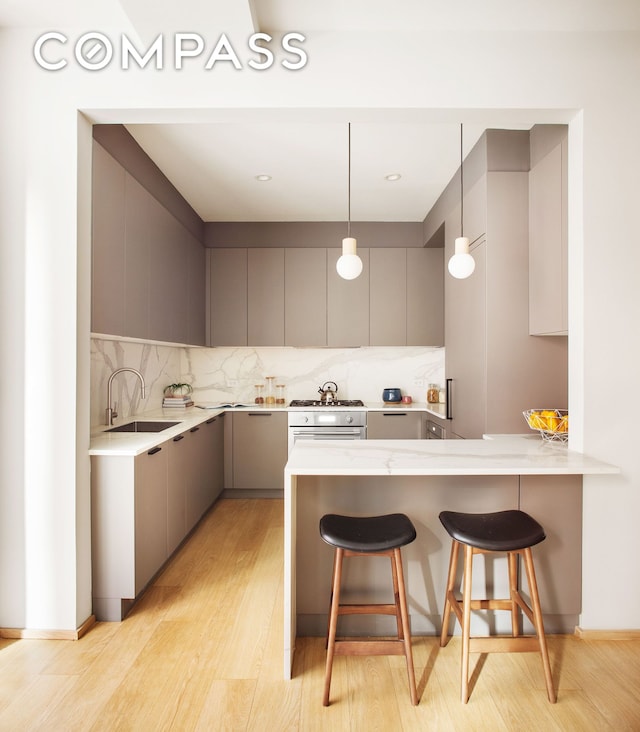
163 383 193 397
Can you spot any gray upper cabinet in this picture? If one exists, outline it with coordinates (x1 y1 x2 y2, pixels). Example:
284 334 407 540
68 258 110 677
91 140 206 346
285 248 327 346
529 126 568 336
208 248 248 346
327 248 370 346
248 248 285 346
206 244 444 347
407 248 444 346
92 142 126 336
370 248 407 346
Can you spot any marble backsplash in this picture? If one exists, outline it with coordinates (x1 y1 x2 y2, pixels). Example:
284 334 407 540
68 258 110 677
91 337 445 426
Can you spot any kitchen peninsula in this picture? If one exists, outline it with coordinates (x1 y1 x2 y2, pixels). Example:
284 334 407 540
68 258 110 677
283 437 618 679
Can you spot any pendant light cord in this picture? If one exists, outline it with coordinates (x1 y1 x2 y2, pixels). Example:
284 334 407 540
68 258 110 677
460 122 464 237
347 122 352 238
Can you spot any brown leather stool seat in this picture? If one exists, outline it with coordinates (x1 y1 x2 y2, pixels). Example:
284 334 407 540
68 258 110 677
319 513 418 706
439 509 556 703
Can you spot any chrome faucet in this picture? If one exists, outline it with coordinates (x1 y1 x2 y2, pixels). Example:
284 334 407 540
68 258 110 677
106 367 146 425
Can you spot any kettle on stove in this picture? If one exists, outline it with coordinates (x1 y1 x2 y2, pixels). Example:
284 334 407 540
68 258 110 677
318 381 338 404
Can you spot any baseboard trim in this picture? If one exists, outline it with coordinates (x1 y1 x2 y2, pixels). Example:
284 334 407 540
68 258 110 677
575 626 640 640
0 614 96 641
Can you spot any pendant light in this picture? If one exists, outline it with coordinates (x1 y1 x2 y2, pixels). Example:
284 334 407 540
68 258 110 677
447 123 476 279
336 122 363 280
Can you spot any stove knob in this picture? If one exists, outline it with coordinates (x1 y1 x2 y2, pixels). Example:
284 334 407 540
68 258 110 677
345 415 353 424
303 416 309 424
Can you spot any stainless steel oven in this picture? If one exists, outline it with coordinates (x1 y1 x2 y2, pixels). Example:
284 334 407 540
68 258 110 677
288 410 367 454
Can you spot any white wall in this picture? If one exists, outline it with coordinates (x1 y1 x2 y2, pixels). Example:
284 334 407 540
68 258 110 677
1 22 639 631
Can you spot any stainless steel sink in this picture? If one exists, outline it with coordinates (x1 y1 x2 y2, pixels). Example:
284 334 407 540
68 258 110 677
106 421 180 433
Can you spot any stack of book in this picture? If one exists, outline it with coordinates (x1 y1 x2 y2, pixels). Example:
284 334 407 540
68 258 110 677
162 394 194 408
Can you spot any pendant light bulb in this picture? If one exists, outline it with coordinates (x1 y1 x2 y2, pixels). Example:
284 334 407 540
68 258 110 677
337 123 362 280
448 236 476 279
337 237 363 280
447 123 475 280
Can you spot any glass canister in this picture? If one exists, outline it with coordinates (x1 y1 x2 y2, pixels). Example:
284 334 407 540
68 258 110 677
265 376 276 405
427 383 439 403
254 384 264 404
276 384 286 405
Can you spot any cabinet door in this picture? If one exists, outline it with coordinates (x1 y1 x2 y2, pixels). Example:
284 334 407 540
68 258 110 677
185 424 210 531
370 248 407 346
92 142 126 336
327 247 370 346
406 248 444 346
206 414 225 502
445 228 487 439
248 248 285 345
529 139 567 335
285 249 327 346
367 411 424 439
208 248 248 346
232 411 288 490
167 434 189 554
135 446 168 594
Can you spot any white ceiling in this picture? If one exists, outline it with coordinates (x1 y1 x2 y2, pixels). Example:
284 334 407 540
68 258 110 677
125 121 494 222
4 0 640 222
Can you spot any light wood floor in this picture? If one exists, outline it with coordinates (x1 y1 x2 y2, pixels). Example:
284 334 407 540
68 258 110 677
1 498 639 731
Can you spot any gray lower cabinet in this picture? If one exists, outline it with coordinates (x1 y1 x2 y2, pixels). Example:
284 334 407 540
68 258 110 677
92 447 169 621
232 411 288 491
367 411 424 439
91 416 224 621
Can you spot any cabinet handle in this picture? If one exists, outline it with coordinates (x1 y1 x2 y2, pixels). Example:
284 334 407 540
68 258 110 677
206 418 216 424
190 427 200 433
173 435 184 442
147 446 162 455
382 412 407 417
446 378 453 420
249 412 272 416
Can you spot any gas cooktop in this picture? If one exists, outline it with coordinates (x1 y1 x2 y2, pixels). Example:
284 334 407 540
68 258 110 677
289 399 365 408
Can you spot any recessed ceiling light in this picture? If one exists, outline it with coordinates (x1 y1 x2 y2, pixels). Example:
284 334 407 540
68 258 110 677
385 173 401 182
255 174 272 182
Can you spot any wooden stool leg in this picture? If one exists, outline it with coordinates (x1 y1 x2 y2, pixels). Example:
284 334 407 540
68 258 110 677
508 551 519 637
440 539 460 647
522 547 556 703
390 552 404 639
394 548 418 705
461 544 474 703
323 548 344 706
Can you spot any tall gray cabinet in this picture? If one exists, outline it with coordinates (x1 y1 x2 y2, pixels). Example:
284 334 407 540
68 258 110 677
444 131 568 439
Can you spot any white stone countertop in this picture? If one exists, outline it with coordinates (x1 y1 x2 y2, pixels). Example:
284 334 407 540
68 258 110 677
284 435 619 477
89 406 226 456
88 401 447 456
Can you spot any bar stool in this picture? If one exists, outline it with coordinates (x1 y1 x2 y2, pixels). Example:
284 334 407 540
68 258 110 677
439 509 555 703
319 513 418 706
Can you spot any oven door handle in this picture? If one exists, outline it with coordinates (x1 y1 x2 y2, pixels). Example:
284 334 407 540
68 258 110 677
291 430 364 439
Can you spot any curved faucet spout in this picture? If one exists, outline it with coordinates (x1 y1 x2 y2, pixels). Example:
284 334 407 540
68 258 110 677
106 367 147 425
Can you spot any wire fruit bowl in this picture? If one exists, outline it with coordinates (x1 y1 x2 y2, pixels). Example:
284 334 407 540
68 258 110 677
523 409 569 443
